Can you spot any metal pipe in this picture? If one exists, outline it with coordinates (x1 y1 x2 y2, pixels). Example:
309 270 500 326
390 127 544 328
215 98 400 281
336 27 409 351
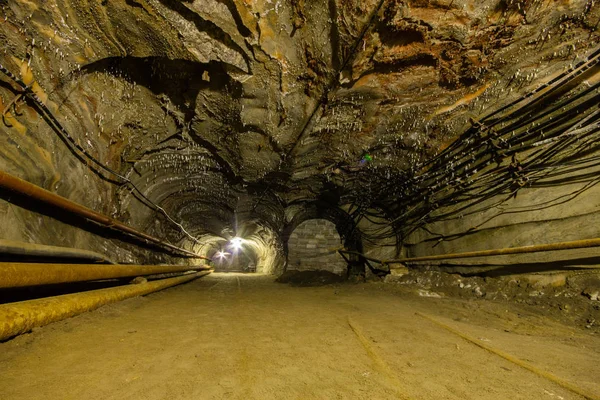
0 171 207 259
387 237 600 266
0 270 211 341
0 239 114 264
0 262 211 288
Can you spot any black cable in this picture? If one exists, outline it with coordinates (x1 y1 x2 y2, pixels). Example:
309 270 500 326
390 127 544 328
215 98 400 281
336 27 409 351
0 62 201 244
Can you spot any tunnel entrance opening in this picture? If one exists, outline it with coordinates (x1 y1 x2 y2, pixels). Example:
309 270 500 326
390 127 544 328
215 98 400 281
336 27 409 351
286 219 346 276
207 246 257 273
208 241 258 273
282 202 366 278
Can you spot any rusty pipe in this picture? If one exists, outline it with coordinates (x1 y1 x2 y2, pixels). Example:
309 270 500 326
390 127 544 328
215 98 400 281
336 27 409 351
388 237 600 266
0 171 207 259
0 262 211 288
0 270 211 341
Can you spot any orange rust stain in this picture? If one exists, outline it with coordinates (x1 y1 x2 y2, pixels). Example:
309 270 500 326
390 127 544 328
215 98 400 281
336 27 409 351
0 96 26 135
0 114 27 136
436 138 454 153
84 93 99 114
78 97 92 118
73 54 88 64
15 0 38 10
12 58 49 106
17 60 35 86
585 65 600 85
84 46 96 59
433 83 491 117
232 0 257 36
352 74 375 88
258 18 276 42
33 144 54 170
31 22 65 46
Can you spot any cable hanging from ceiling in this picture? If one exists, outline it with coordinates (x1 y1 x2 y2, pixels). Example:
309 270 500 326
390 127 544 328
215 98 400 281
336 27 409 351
335 45 600 246
0 61 203 246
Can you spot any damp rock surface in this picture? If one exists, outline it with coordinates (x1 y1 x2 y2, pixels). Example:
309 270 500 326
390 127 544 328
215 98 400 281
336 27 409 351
1 0 598 266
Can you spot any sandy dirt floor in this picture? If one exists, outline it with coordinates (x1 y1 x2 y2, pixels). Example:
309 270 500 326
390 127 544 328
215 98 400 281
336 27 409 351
0 273 599 400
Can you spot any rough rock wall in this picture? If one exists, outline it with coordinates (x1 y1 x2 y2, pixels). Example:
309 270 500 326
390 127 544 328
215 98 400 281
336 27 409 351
211 250 255 273
287 219 346 275
405 163 600 271
403 45 600 272
0 0 598 271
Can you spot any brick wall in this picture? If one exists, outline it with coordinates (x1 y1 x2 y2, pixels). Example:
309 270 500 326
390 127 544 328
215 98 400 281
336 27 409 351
287 219 347 275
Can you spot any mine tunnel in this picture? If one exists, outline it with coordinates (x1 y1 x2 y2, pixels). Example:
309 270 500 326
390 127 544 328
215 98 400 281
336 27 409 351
1 0 600 398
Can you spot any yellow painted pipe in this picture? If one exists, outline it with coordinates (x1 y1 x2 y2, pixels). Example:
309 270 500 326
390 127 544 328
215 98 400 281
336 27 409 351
0 262 211 288
387 237 600 266
0 271 211 341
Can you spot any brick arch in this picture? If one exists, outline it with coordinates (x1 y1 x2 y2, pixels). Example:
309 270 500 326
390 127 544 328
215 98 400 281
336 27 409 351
286 219 347 275
282 202 364 276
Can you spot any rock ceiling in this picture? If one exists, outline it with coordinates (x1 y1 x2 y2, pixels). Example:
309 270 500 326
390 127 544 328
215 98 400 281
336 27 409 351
0 0 598 256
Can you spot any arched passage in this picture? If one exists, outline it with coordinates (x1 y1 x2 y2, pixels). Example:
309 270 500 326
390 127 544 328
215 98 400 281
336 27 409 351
282 201 365 277
198 227 284 275
286 219 346 275
208 247 257 272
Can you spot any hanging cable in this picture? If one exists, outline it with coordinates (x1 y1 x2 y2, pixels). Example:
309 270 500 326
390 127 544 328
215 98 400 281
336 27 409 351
0 62 202 246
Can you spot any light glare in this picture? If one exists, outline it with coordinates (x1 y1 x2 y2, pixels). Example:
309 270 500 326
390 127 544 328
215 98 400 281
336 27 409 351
229 237 244 250
215 251 227 259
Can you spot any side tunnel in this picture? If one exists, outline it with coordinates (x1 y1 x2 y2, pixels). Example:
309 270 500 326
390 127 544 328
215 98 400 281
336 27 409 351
282 201 365 278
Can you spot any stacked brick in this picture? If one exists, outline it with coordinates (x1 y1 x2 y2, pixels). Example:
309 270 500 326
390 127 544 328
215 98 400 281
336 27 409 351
287 219 346 275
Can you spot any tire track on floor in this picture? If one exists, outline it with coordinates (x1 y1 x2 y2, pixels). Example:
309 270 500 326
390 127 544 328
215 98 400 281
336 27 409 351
347 316 412 400
416 312 598 400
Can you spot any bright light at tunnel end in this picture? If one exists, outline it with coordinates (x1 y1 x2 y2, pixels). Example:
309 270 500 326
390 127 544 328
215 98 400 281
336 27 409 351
229 237 244 251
